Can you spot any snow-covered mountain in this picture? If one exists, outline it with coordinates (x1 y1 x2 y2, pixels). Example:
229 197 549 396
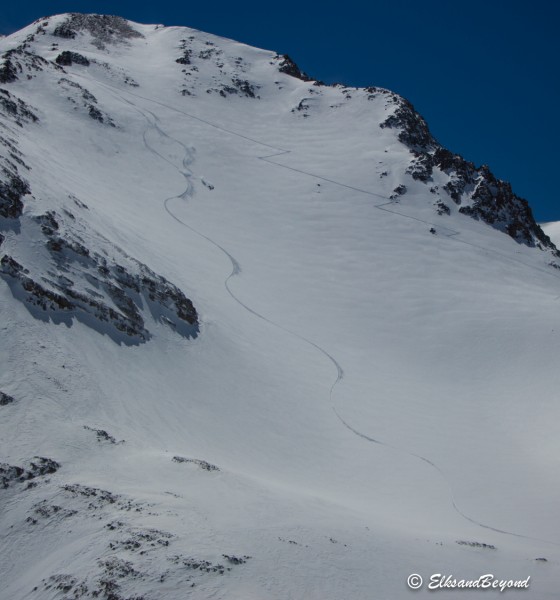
1 13 559 599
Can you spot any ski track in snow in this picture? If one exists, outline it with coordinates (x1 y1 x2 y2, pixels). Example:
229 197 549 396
104 85 345 390
333 409 560 548
95 78 557 550
84 75 560 281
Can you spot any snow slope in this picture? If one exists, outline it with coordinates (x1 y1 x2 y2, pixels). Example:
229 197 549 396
541 222 560 247
1 14 559 599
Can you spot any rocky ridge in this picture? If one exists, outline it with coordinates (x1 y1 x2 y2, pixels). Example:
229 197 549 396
2 13 553 254
263 49 555 253
378 95 556 252
0 206 199 343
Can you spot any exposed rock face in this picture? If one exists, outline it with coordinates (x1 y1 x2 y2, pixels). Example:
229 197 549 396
381 97 557 253
0 94 33 221
53 14 144 46
0 89 39 125
175 38 262 99
0 172 29 219
175 43 192 65
173 456 220 471
231 77 258 98
275 54 313 82
55 51 90 67
458 166 552 248
0 457 60 489
380 97 435 151
0 46 50 84
57 77 115 125
0 391 15 405
0 53 18 83
83 426 124 444
390 184 407 200
0 216 200 344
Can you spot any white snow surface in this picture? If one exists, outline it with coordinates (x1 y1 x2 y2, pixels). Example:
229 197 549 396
541 222 560 248
1 14 560 599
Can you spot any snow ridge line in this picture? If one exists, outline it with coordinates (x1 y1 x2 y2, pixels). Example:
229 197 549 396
333 408 560 548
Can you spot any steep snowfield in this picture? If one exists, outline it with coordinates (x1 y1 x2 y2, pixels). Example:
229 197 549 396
1 14 559 599
542 222 560 247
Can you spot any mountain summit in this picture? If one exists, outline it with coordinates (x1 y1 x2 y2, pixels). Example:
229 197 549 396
1 14 559 599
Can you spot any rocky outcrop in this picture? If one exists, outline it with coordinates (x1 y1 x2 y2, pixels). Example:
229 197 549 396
0 172 29 219
390 184 407 200
0 391 15 405
0 81 196 345
0 47 50 83
176 45 192 65
0 210 199 344
57 77 115 125
380 97 435 151
208 77 260 99
83 425 124 444
0 53 18 83
0 96 34 229
459 167 553 248
1 457 60 489
173 456 219 471
55 51 90 67
0 89 39 125
275 54 313 82
53 14 144 47
381 96 557 253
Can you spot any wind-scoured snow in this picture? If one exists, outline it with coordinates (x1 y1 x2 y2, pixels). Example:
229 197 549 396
1 13 559 599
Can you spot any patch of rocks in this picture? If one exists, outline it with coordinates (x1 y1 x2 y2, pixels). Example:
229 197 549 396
456 540 496 550
1 210 199 344
108 528 173 553
83 425 124 444
0 457 60 489
0 391 15 405
57 77 115 126
222 554 251 565
434 200 450 216
274 54 313 82
172 456 220 471
55 51 90 67
380 96 435 151
61 483 143 513
0 46 49 84
0 88 39 126
379 96 558 253
27 500 78 524
53 13 144 49
0 132 32 234
42 567 146 600
390 184 407 200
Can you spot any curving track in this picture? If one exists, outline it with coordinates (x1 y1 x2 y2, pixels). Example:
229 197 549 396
94 77 557 550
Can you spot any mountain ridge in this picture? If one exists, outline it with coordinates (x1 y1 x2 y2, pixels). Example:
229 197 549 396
2 13 556 259
1 13 560 600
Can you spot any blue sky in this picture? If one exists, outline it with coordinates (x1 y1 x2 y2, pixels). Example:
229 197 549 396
2 0 559 221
